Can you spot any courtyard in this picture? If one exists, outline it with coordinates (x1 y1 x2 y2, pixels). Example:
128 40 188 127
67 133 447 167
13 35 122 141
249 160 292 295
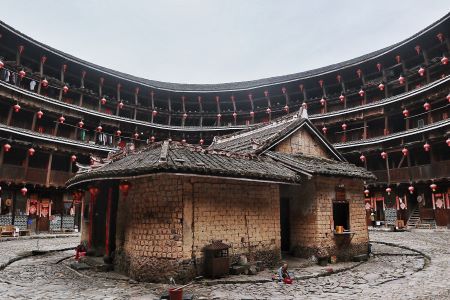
0 230 449 299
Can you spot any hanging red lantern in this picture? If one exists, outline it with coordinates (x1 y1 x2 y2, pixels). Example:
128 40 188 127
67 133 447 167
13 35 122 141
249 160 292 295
320 98 326 106
71 155 77 162
182 113 188 119
101 97 107 105
378 83 385 91
63 85 69 93
281 87 286 94
447 93 450 103
402 109 409 117
116 130 121 136
284 105 289 113
19 70 26 79
264 90 269 97
199 138 204 145
250 111 255 117
88 186 99 196
217 113 222 119
0 60 4 69
336 75 342 83
395 55 401 64
418 67 425 77
37 110 44 119
28 147 35 156
318 80 324 88
359 89 365 97
20 187 27 196
13 104 21 112
181 139 186 144
3 143 11 152
152 110 157 117
398 75 405 85
96 125 102 132
150 136 155 142
402 147 408 156
41 78 48 87
386 187 392 195
232 112 237 118
78 120 84 128
341 123 347 131
408 185 415 194
59 116 65 123
376 63 382 72
266 108 271 114
322 126 327 134
118 101 124 109
339 94 345 102
359 154 366 162
381 151 387 159
364 189 370 197
119 181 131 196
423 142 431 152
356 69 362 78
133 132 139 139
430 183 437 192
447 138 450 147
442 56 449 65
423 102 431 111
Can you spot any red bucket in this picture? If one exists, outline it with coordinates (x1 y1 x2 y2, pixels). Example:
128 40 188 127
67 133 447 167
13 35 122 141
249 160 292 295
283 278 293 284
169 288 183 300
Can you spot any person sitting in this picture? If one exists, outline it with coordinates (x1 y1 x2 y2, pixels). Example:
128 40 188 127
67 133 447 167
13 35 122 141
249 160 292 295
277 262 292 283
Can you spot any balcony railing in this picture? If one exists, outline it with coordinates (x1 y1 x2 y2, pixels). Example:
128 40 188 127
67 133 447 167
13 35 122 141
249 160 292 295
371 160 450 184
0 164 72 187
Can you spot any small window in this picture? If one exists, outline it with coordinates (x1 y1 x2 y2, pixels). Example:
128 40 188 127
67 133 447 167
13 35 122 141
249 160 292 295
333 202 350 230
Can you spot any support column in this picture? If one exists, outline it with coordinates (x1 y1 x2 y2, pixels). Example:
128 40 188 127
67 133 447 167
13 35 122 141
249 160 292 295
150 91 155 123
382 69 389 98
384 115 389 135
231 95 237 125
37 56 46 95
198 96 203 127
98 78 104 112
45 152 53 187
59 64 66 101
6 106 13 126
363 120 367 139
79 71 86 106
215 96 221 126
16 45 24 66
167 96 172 126
422 50 431 84
105 186 113 257
181 96 186 127
133 87 139 120
248 93 254 124
30 112 37 131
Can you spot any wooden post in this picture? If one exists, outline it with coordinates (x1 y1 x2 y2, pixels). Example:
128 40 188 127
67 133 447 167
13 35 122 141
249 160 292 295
216 96 221 126
167 96 172 126
384 115 389 135
382 69 389 98
105 186 112 257
30 112 37 131
422 50 431 84
341 81 347 109
45 152 53 187
59 64 65 101
363 120 367 139
150 91 155 123
37 56 45 95
6 106 13 126
249 94 254 124
198 96 203 127
385 155 391 185
133 88 138 120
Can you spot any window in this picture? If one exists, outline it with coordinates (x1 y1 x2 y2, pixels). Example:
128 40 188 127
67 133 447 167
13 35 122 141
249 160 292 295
333 202 350 230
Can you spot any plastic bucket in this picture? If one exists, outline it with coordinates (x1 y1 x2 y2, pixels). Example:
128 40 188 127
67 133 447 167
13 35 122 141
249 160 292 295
169 288 183 300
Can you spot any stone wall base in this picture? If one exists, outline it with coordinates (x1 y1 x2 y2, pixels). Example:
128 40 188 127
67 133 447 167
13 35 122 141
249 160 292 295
291 242 369 261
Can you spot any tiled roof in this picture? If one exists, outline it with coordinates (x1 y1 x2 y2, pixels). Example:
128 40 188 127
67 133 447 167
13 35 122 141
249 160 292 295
66 141 302 187
265 151 376 180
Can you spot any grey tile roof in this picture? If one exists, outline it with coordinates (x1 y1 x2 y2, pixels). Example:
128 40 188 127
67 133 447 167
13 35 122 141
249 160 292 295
1 13 448 92
265 151 376 180
66 141 302 187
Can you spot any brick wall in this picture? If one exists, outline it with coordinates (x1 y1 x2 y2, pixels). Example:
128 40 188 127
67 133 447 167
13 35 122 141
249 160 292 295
275 128 330 158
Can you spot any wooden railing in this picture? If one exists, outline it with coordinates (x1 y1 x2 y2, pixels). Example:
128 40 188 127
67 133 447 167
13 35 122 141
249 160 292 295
0 164 73 187
371 160 450 183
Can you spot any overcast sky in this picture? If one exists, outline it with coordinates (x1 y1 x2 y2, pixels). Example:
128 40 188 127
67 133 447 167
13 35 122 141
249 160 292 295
2 1 449 84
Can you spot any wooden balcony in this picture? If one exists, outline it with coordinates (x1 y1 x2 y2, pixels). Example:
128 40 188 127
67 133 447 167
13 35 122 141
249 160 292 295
371 160 450 184
0 164 73 187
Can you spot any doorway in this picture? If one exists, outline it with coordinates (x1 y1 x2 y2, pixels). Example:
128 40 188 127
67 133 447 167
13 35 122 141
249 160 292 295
280 197 291 252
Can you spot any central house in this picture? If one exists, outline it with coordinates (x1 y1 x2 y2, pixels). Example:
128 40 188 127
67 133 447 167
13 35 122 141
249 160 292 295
67 112 374 282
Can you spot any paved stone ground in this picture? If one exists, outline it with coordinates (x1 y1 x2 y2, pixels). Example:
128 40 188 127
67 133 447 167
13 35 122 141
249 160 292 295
0 230 449 299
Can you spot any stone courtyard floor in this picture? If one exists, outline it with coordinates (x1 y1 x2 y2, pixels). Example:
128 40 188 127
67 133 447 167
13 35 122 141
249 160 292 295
0 230 449 299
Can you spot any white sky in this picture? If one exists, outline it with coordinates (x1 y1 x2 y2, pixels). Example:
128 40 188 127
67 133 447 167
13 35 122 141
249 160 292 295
2 1 449 84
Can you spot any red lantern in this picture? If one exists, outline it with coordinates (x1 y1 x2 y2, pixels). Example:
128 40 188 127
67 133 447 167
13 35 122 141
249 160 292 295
96 125 102 132
133 132 139 139
78 120 84 128
430 183 437 192
71 155 77 162
386 187 392 195
199 138 204 145
378 83 385 91
359 154 366 162
232 112 237 118
281 87 286 94
152 110 157 117
116 130 121 136
408 185 415 194
447 138 450 147
402 147 408 156
376 63 382 72
264 90 269 97
359 89 365 97
266 108 271 114
183 113 188 119
150 136 155 142
250 111 255 117
284 105 289 113
341 123 347 131
322 126 327 134
381 151 387 159
356 69 362 78
423 102 431 111
336 75 341 83
37 110 44 119
28 147 35 156
364 189 370 197
446 93 450 103
59 116 65 123
398 75 405 85
101 97 107 105
13 104 21 112
88 186 99 196
442 56 449 65
41 78 48 87
20 187 27 196
423 142 431 152
0 60 3 69
217 113 222 119
402 109 409 117
318 80 324 88
119 181 131 196
118 101 124 109
3 144 11 152
339 94 345 102
320 98 326 106
418 67 425 77
395 55 401 64
62 85 69 93
19 70 26 79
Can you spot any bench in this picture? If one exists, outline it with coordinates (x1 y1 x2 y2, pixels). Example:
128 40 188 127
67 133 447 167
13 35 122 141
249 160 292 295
0 225 19 237
19 229 31 236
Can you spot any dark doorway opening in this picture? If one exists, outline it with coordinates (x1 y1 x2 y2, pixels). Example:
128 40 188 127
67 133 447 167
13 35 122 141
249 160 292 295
376 201 385 221
333 202 349 230
280 197 290 252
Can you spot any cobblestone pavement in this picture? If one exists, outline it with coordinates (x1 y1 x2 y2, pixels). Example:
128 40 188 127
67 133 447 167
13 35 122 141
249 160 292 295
0 231 449 299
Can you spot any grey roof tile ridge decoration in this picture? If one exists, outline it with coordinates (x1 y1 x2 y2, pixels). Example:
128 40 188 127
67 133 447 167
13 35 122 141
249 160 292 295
333 118 450 149
309 76 450 120
0 122 116 152
265 151 376 180
1 12 449 92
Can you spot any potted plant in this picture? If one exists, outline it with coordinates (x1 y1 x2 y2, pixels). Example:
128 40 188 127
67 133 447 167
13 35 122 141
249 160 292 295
317 247 329 266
